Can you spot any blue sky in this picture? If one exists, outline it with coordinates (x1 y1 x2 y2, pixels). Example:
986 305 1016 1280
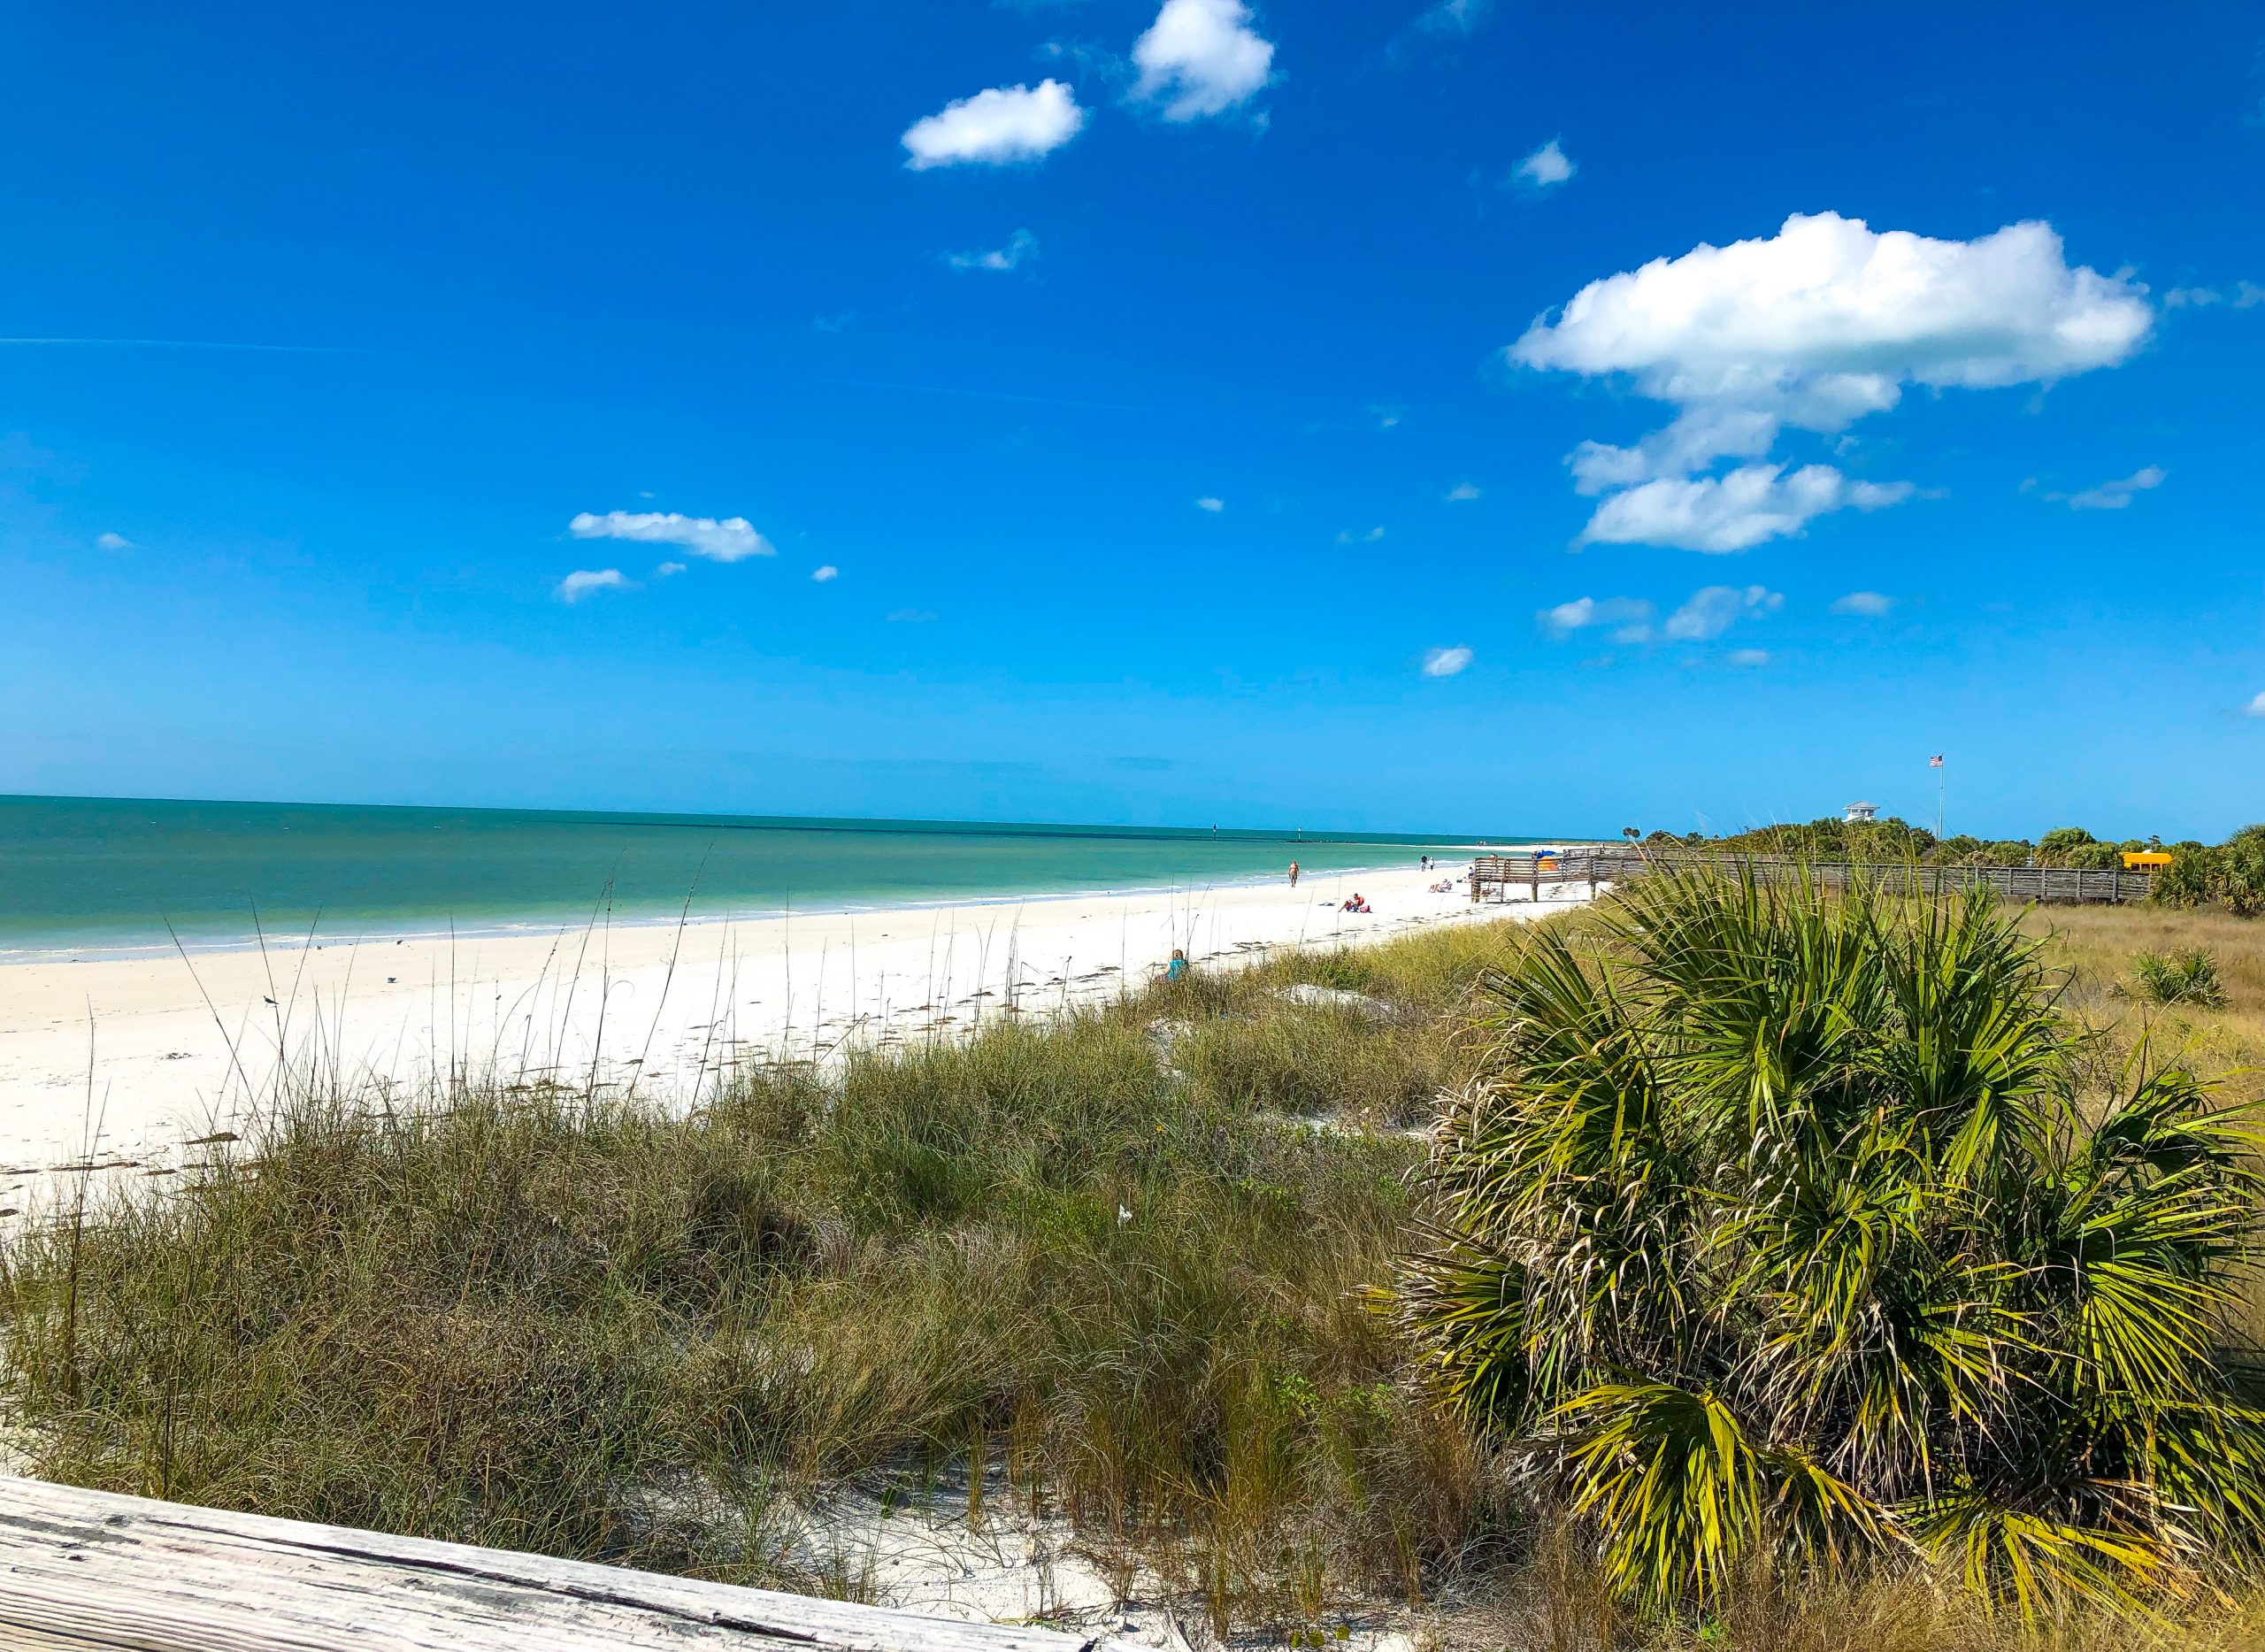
2 1 2261 840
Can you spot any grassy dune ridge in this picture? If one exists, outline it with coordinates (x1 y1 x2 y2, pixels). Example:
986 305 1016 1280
7 902 2265 1648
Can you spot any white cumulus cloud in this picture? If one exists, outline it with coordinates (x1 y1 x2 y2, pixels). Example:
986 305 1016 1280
2061 465 2166 511
1663 584 1782 642
1514 212 2150 429
1195 496 1225 511
811 565 839 582
94 531 134 550
1132 0 1275 121
569 511 773 563
557 569 631 603
1830 590 1896 616
948 228 1039 273
2246 692 2265 719
902 80 1086 169
1513 138 1575 190
1421 645 1473 677
654 561 687 578
1578 465 1911 553
1512 211 2152 548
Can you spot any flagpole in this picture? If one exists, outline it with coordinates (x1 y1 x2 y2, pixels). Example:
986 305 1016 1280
1936 760 1945 839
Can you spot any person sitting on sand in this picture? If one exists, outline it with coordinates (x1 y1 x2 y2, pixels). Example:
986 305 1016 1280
1165 948 1189 983
1340 893 1371 914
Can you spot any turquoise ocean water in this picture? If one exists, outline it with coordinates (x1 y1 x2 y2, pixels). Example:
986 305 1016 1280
1 795 1541 957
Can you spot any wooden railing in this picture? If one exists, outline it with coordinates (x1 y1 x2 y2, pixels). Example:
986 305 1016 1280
1470 849 2159 907
0 1475 1137 1652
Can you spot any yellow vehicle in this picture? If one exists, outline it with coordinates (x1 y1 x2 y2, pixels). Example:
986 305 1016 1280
2122 850 2174 872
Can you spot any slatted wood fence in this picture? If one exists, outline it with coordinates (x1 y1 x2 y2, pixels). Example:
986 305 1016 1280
1469 850 2159 907
0 1475 1140 1652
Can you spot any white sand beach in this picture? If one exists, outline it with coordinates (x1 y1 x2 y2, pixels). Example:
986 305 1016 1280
0 862 1588 1208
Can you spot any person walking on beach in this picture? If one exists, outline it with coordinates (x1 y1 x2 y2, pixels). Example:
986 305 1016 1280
1288 860 1300 887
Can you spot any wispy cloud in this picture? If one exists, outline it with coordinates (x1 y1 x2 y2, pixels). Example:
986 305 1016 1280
812 565 840 582
557 568 631 603
94 531 134 551
1370 403 1406 430
1195 496 1225 511
654 561 687 578
947 228 1040 273
1543 587 1779 647
2055 465 2166 511
2246 692 2265 719
1131 0 1276 121
887 607 938 623
1443 481 1482 502
1413 0 1493 35
1540 595 1655 642
1725 648 1771 668
1831 590 1896 617
1337 526 1385 544
1663 584 1782 642
1421 645 1474 677
2161 281 2265 310
569 510 774 562
902 80 1086 168
1511 138 1576 190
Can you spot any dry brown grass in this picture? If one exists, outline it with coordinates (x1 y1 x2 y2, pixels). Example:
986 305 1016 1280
2023 903 2265 1091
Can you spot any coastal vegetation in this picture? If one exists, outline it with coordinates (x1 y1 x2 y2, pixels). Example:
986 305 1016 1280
6 885 2265 1648
1645 818 2265 918
1404 869 2265 1619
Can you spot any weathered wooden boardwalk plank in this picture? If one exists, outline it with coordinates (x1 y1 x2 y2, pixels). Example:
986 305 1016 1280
0 1476 1133 1652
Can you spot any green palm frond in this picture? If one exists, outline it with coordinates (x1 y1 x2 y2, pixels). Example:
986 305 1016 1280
1555 1380 1766 1615
1397 862 2265 1622
1908 1489 2177 1620
2146 1402 2265 1557
1759 1441 1905 1571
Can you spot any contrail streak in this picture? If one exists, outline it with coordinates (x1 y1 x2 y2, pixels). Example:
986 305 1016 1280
0 336 351 353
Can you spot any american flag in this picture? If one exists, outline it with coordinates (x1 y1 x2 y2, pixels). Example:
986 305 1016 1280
1929 755 1944 767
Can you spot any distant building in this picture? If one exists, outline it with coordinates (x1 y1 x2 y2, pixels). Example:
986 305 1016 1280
1844 801 1878 823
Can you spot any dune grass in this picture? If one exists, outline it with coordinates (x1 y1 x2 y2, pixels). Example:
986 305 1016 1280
0 923 1532 1639
7 902 2265 1648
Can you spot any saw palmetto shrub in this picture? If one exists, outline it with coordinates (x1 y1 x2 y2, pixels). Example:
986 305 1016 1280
1400 867 2265 1620
2131 947 2229 1009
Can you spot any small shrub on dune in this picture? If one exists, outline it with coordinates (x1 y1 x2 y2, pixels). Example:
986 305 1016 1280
2131 947 2228 1008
